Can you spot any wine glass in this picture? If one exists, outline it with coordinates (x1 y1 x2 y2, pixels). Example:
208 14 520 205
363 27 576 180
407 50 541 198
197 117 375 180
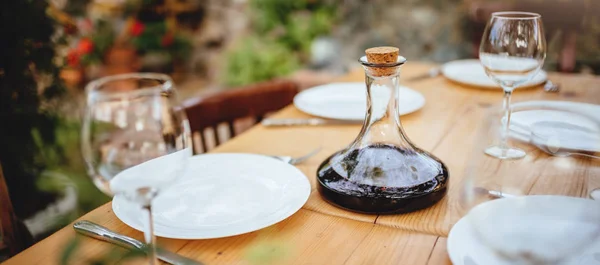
81 73 192 264
479 11 546 159
462 106 600 265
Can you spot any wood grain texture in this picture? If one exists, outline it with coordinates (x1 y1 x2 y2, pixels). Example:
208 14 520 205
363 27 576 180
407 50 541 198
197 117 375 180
427 238 452 265
4 62 599 264
5 207 440 265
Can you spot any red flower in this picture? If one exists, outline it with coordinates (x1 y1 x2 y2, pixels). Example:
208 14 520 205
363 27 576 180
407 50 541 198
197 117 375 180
161 33 174 47
130 21 145 36
78 38 94 54
66 50 80 67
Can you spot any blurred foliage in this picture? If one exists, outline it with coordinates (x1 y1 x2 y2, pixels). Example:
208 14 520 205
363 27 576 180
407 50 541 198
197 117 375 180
130 21 192 62
78 20 116 67
224 37 301 87
578 16 600 62
0 0 65 218
1 0 110 235
62 0 193 69
61 0 91 16
244 237 292 265
37 118 110 216
59 237 146 265
223 0 337 86
124 0 193 65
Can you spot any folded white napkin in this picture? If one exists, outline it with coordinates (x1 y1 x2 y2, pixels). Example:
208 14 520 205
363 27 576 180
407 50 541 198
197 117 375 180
509 101 600 152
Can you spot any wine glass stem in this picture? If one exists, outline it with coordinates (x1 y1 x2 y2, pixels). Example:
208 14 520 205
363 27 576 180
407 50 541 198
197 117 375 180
501 88 514 152
143 205 158 265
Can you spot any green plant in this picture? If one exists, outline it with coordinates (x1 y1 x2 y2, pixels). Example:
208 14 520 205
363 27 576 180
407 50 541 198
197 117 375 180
36 118 110 217
129 19 192 62
224 37 301 87
223 0 337 86
124 0 193 64
59 237 146 265
0 0 64 220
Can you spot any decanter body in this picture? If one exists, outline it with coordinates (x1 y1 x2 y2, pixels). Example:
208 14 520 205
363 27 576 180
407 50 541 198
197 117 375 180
316 47 449 214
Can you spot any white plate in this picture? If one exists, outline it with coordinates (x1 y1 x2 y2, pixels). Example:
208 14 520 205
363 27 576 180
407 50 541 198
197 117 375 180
441 59 547 89
508 101 600 152
293 82 425 121
112 153 311 239
448 196 600 265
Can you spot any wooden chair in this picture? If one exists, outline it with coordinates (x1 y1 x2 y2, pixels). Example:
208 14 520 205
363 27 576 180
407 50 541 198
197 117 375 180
182 79 299 153
0 163 33 258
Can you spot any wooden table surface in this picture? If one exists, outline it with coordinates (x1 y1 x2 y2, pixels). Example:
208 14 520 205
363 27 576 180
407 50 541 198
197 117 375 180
4 62 600 265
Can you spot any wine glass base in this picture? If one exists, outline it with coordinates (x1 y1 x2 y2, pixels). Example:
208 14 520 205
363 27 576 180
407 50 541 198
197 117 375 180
485 145 526 160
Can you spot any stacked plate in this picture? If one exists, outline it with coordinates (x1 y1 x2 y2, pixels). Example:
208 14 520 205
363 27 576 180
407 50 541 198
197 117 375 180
448 196 600 265
509 101 600 153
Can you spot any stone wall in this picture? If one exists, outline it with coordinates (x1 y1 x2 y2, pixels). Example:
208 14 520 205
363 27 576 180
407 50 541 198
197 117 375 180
333 0 474 67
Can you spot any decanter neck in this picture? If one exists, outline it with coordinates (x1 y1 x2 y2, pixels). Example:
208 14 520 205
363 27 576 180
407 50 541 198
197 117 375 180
360 71 412 146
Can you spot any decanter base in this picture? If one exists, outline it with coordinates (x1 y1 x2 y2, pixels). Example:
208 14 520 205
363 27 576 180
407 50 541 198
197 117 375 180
317 179 448 214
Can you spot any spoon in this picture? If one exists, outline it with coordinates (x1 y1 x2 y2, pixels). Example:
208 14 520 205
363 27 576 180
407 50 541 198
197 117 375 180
530 121 600 159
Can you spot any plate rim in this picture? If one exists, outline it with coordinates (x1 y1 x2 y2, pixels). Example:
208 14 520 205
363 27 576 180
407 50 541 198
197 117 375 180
112 153 311 239
440 59 547 89
448 196 600 265
293 82 425 121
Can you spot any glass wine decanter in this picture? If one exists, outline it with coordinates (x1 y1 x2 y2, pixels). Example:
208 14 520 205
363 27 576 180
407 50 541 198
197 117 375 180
317 47 449 214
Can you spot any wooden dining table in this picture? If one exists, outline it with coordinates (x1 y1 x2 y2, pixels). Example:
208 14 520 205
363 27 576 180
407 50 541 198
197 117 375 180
4 62 600 265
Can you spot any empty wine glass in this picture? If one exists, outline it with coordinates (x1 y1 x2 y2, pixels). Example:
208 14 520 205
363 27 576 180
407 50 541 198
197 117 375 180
480 12 546 159
462 107 600 265
81 73 192 264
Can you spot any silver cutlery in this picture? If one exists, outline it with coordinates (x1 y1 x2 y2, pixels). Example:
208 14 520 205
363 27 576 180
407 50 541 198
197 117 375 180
474 187 517 199
477 187 600 201
73 221 203 265
543 80 560 92
531 137 600 159
530 121 600 159
262 118 362 127
270 147 322 165
405 67 441 82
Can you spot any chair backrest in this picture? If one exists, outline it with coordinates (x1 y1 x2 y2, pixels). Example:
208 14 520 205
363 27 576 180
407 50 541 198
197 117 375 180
0 163 32 257
182 79 298 153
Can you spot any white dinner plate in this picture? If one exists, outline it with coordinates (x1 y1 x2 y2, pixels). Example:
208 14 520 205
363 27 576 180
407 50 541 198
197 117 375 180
441 59 547 89
293 82 425 121
113 153 311 239
448 196 600 265
508 101 600 152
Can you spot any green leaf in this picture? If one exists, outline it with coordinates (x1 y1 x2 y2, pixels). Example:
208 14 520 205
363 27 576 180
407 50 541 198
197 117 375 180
59 237 81 265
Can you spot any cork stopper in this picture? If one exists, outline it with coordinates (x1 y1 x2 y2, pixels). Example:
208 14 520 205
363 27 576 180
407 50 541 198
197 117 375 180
365 46 400 77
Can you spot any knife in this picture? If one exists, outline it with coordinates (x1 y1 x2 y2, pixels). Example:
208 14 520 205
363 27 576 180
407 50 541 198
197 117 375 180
73 221 203 265
262 118 363 127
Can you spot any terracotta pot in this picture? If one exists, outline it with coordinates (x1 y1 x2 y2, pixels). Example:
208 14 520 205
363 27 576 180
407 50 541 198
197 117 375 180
59 67 85 90
103 46 141 75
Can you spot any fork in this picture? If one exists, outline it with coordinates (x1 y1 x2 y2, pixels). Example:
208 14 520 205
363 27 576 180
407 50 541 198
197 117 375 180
543 80 560 92
270 147 322 165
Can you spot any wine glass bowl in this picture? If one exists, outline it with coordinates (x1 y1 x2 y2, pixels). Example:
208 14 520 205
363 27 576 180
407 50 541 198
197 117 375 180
81 73 192 264
479 11 546 159
462 107 600 265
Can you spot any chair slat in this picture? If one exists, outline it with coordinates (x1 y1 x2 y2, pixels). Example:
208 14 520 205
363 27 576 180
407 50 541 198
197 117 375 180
183 79 298 153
